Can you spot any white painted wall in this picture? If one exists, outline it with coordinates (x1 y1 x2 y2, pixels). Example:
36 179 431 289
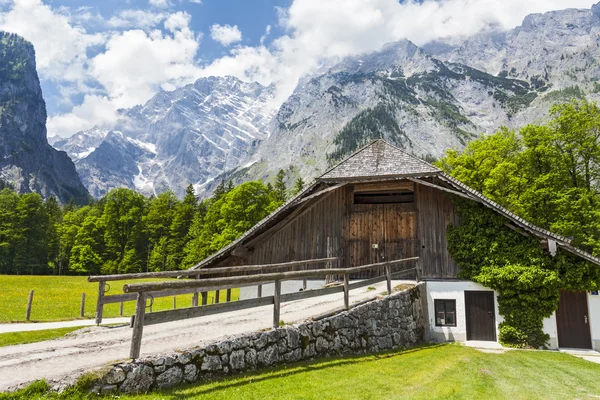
542 312 558 350
588 292 600 351
425 280 503 343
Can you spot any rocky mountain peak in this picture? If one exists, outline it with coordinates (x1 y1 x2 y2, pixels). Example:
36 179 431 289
0 31 89 204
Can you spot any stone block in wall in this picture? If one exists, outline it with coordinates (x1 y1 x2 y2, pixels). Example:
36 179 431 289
156 366 183 389
286 328 300 349
184 364 197 382
119 364 154 394
245 348 258 369
230 350 245 371
103 367 126 385
201 355 222 371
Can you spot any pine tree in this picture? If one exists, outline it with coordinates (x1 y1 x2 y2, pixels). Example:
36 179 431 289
291 177 306 196
274 169 287 203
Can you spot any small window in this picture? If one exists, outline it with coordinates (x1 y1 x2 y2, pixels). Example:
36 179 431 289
353 189 414 204
434 299 456 327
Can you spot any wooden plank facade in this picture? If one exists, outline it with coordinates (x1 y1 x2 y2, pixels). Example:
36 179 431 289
207 178 459 279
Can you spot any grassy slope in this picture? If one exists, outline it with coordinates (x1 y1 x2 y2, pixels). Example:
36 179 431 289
0 275 239 322
119 344 600 400
0 326 85 347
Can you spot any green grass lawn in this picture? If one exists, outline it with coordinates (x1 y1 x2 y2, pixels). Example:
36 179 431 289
117 344 600 400
0 326 86 347
0 275 239 323
3 344 600 399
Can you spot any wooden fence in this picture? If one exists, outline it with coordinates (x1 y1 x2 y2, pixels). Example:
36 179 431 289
122 256 419 359
88 258 337 325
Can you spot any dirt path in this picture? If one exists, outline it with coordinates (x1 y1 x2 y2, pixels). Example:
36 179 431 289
0 280 406 391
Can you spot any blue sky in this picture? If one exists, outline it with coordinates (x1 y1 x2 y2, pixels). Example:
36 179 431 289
0 0 595 138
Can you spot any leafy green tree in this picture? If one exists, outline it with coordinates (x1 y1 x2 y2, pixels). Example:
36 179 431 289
45 196 62 274
101 188 147 273
182 200 208 268
0 189 22 274
15 193 50 274
438 99 600 255
69 207 105 274
144 190 178 272
166 185 197 270
186 181 273 261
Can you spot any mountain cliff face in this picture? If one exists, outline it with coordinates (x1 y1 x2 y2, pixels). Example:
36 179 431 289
53 3 600 197
53 76 276 198
0 32 89 204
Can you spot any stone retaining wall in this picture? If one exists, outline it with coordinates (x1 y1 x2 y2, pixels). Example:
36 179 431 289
93 285 425 394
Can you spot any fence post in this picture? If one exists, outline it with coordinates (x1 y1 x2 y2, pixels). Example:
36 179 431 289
273 279 281 329
95 281 105 325
80 293 86 318
120 301 124 316
130 292 147 360
385 264 392 295
343 274 349 310
173 296 177 309
192 291 199 307
201 291 207 305
226 288 231 302
25 290 34 321
215 290 220 304
257 284 262 298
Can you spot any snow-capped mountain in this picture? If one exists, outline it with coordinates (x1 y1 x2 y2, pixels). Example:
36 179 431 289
54 2 600 198
53 76 276 198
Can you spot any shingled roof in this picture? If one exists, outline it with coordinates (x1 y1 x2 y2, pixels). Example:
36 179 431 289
320 139 440 180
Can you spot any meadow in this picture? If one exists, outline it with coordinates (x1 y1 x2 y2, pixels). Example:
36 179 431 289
0 275 239 323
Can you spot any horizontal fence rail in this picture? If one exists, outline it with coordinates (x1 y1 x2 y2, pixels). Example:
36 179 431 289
88 258 338 282
89 257 338 324
122 258 418 293
126 257 419 359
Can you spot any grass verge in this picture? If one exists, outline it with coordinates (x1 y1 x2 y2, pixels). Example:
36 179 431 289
0 275 239 323
0 326 86 347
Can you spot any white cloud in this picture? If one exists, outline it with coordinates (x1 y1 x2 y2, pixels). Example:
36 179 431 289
210 24 242 46
0 0 104 81
89 12 201 110
189 0 202 3
107 9 167 29
47 95 118 137
260 25 271 45
149 0 171 9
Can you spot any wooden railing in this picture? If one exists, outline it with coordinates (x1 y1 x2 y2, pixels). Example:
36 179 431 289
88 258 337 324
122 256 419 359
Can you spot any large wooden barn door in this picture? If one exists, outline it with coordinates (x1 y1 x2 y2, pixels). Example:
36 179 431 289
465 291 496 341
347 204 417 278
556 291 592 349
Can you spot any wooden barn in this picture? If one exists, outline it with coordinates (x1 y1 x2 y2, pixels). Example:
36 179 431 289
192 139 600 351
